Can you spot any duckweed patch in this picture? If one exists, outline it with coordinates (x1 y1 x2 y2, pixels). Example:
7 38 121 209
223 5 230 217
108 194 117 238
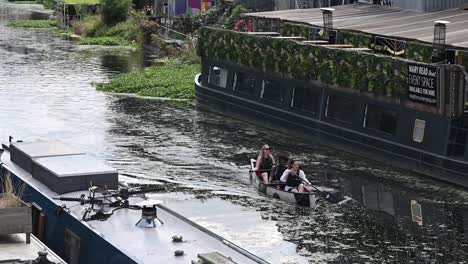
7 20 57 28
96 63 200 99
79 36 128 46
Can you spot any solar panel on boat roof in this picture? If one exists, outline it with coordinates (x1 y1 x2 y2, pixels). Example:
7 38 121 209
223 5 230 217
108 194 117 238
11 141 82 157
10 141 83 173
34 154 116 177
32 154 118 194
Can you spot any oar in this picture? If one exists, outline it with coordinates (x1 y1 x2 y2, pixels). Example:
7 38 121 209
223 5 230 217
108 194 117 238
303 183 340 203
249 169 270 173
289 172 340 203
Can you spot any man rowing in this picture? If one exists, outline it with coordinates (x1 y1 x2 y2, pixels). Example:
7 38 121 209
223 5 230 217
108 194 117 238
280 159 311 193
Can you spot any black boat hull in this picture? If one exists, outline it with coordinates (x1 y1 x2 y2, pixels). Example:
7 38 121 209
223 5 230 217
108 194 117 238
195 74 468 188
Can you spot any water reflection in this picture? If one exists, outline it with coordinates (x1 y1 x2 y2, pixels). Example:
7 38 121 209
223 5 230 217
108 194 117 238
335 172 468 263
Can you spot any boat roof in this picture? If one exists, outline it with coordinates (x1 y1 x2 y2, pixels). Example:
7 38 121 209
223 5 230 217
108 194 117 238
0 234 66 263
246 3 468 49
11 141 83 158
1 148 265 264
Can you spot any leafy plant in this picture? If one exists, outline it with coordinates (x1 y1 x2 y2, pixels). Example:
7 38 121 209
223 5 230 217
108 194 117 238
7 19 57 28
93 20 140 44
199 27 418 98
36 0 54 9
191 6 222 31
406 42 433 63
101 0 132 26
224 5 249 30
79 36 125 45
72 15 102 37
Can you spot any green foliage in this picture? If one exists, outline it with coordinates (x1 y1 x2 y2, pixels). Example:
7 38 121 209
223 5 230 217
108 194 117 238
96 63 200 99
191 6 222 31
282 23 309 39
199 27 415 98
101 0 131 26
63 0 101 4
10 1 36 4
224 5 249 30
79 36 125 45
7 19 57 28
98 21 134 38
72 15 102 37
35 0 54 9
73 14 140 45
8 19 55 28
338 31 372 48
406 42 433 63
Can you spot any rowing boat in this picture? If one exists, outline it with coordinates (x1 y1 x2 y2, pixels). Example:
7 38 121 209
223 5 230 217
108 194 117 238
249 159 317 208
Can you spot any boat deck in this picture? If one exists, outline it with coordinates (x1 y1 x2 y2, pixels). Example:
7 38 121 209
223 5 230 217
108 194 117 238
1 148 266 264
246 3 468 48
0 234 65 263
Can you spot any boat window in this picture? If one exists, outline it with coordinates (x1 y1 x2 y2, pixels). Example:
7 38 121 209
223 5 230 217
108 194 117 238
413 119 426 143
234 72 256 96
208 66 228 88
325 95 353 123
363 104 397 135
261 80 283 104
64 228 80 264
291 86 320 114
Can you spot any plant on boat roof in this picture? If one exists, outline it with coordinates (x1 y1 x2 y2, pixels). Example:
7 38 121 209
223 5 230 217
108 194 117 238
0 172 26 208
198 27 411 98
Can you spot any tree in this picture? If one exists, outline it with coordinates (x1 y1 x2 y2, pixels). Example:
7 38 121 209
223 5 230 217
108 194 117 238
101 0 132 26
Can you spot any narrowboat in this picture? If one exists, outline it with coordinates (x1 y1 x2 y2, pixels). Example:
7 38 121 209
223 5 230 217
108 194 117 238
0 139 269 264
195 2 468 187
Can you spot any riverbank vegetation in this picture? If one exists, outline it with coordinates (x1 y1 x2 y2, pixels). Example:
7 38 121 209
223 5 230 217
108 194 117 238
7 19 57 28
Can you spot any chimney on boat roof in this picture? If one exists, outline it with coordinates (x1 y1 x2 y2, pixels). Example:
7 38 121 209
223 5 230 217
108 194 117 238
432 20 450 63
321 8 335 43
135 200 163 228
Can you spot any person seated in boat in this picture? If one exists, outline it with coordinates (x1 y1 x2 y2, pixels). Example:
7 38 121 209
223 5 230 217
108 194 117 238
280 159 311 193
269 153 289 185
254 144 275 184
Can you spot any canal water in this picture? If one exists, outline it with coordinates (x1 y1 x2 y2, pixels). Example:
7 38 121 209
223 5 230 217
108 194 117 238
1 1 468 263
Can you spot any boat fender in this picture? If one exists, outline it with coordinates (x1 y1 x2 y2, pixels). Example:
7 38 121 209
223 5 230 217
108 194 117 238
172 235 183 243
174 249 184 256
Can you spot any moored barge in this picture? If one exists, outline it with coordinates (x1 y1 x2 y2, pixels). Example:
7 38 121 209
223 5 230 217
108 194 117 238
195 3 468 187
0 140 268 264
